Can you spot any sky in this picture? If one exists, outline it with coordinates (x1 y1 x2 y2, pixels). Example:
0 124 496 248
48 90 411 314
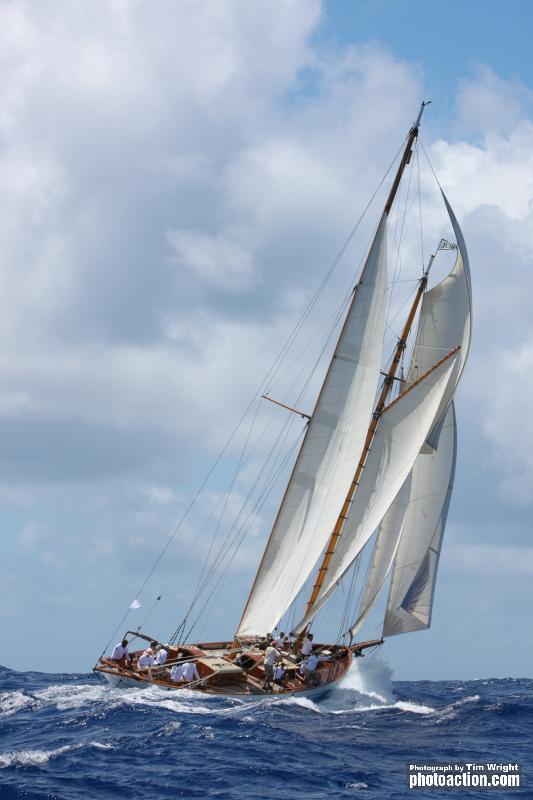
0 0 532 681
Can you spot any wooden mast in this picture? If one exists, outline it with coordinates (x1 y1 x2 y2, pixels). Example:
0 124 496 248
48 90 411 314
302 101 430 622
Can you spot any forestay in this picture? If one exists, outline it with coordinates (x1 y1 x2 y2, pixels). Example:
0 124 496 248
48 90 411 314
382 403 456 635
237 215 389 637
293 351 459 634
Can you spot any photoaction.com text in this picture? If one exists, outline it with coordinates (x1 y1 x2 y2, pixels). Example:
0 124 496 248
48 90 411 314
407 762 521 790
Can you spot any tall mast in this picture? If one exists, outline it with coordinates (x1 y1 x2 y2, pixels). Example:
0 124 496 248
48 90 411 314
302 101 430 622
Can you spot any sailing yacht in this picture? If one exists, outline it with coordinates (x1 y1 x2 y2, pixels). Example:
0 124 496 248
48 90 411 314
94 102 472 697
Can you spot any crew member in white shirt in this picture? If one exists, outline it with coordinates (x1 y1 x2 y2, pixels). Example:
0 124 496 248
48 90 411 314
300 633 314 660
181 661 200 684
274 632 285 649
111 639 129 665
170 664 184 682
300 653 319 684
273 662 286 688
137 648 155 672
262 642 280 690
154 645 168 666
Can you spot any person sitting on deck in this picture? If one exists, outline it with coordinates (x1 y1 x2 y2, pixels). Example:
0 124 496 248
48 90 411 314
170 664 183 683
154 645 168 666
262 642 280 691
169 663 184 682
274 632 285 649
299 633 314 661
273 661 286 688
180 660 201 684
137 648 155 672
111 639 129 666
299 653 319 685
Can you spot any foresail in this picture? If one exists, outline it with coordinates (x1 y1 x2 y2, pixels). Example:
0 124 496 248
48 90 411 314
382 402 456 636
237 215 388 637
348 474 412 638
293 350 459 634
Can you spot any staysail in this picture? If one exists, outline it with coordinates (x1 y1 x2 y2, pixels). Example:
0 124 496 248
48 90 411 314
382 403 456 635
293 349 459 633
237 215 389 637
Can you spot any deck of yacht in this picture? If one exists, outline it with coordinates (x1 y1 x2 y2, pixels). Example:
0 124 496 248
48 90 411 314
94 637 354 696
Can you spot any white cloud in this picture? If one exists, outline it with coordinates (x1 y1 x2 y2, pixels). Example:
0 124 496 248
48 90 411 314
167 229 256 291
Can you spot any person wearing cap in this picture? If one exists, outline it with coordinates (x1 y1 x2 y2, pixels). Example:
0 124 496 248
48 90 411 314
262 641 280 691
137 648 155 672
110 639 129 667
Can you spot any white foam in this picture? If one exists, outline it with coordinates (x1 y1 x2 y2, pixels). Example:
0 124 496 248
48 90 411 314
276 695 321 713
30 682 220 716
0 691 35 717
0 744 77 769
432 693 480 723
89 741 115 750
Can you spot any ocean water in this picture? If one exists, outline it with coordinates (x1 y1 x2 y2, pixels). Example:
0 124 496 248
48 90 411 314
0 660 531 799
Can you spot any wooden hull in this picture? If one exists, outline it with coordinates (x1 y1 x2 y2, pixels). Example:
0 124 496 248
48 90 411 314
94 639 352 700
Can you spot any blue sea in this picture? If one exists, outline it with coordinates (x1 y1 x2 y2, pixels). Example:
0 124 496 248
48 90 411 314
0 660 530 799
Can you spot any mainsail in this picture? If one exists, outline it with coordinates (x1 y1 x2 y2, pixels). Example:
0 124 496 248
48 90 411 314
237 215 388 636
293 350 460 633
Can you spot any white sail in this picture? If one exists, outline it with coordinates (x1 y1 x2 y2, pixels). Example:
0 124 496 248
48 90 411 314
348 196 472 636
293 350 459 634
237 215 389 637
349 474 412 637
411 191 472 450
382 403 456 636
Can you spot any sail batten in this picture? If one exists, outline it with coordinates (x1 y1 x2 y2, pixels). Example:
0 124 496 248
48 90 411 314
237 214 389 637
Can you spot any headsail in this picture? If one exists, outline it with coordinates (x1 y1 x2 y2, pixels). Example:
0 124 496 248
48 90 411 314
382 403 456 636
293 349 460 634
349 474 412 637
237 215 388 637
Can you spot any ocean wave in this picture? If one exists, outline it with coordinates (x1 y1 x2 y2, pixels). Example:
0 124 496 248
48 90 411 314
0 690 36 717
0 744 78 769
